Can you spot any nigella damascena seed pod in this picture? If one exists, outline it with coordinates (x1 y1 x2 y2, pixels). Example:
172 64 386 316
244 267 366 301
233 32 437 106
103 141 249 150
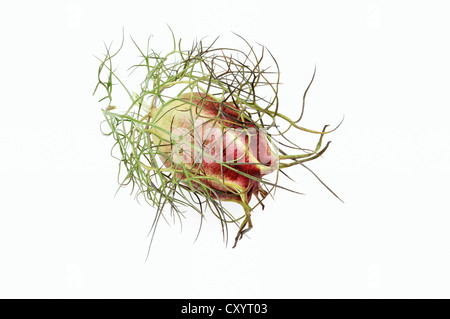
97 33 339 250
150 93 279 204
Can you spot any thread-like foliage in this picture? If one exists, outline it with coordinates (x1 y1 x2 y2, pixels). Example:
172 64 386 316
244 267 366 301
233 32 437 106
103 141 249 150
94 29 340 255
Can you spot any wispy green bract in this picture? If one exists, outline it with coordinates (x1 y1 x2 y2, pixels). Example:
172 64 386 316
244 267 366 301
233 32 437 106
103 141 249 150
93 29 340 254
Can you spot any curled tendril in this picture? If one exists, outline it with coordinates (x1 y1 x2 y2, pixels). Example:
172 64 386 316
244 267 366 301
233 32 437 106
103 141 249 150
93 29 341 257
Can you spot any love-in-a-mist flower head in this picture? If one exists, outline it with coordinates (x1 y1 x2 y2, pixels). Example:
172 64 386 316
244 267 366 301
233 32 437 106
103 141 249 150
94 30 341 254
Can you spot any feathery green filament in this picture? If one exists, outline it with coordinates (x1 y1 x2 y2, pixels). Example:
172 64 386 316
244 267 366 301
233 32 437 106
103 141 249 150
94 30 339 252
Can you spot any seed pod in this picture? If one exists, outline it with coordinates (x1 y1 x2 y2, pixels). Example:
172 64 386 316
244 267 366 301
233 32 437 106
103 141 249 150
149 92 278 204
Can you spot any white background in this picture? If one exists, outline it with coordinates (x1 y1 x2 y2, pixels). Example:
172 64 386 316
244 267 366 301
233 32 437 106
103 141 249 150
1 0 449 298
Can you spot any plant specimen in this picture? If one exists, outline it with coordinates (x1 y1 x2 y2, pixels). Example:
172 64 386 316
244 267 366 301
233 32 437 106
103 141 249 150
94 30 341 253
